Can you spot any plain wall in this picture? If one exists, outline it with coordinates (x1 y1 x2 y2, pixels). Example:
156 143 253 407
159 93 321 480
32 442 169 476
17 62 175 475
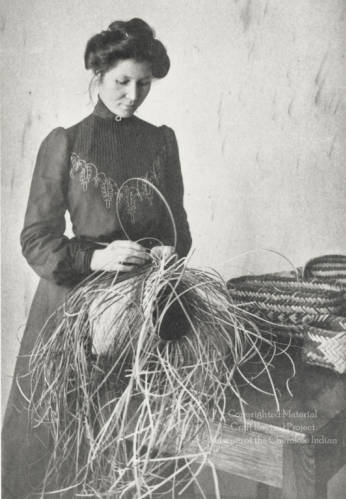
1 0 346 495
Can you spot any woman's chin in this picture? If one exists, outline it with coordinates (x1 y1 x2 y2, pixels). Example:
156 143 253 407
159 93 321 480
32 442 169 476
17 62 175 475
119 107 137 118
120 111 135 118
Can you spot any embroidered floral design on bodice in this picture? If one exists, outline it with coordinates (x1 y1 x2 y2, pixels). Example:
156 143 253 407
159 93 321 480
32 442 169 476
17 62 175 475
70 147 165 223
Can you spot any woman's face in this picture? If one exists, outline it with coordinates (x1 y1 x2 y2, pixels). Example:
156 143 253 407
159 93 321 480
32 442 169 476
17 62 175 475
98 59 153 118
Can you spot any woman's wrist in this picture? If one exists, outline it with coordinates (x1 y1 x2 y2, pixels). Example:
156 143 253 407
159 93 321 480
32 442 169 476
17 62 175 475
90 249 103 272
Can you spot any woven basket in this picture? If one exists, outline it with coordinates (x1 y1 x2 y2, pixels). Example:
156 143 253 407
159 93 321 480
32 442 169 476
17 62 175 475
227 272 346 372
303 254 346 315
227 275 345 325
300 315 346 374
304 254 346 286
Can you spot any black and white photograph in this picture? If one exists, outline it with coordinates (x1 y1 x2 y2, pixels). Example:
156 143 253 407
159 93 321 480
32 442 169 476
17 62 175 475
1 1 346 498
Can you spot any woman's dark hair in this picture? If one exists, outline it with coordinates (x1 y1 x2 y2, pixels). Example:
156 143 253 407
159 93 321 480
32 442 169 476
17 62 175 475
84 18 170 78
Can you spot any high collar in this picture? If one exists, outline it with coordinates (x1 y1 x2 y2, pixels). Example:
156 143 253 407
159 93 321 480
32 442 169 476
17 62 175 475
93 96 135 122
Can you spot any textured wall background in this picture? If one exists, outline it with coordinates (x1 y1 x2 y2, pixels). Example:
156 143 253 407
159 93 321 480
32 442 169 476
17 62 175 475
1 0 346 495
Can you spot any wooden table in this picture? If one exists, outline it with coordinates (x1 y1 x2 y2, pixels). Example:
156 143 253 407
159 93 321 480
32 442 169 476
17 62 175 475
193 343 346 499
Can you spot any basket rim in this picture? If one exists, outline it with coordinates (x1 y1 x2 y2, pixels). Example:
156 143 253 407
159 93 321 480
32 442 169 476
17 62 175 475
227 276 344 295
303 254 346 277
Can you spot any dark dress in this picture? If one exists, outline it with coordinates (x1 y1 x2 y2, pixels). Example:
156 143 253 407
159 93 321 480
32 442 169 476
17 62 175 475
2 98 192 498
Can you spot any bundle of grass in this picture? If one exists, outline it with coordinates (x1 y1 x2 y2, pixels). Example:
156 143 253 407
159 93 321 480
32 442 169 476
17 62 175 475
28 178 287 497
28 252 284 498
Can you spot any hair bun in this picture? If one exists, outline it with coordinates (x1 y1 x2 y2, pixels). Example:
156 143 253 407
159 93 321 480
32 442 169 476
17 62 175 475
108 18 155 42
84 18 170 79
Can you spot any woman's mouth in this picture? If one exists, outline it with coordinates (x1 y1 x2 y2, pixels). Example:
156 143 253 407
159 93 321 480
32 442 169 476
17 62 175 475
122 104 136 111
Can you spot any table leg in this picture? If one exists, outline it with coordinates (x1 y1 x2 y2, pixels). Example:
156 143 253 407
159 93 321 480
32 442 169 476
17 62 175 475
282 444 327 499
257 482 270 498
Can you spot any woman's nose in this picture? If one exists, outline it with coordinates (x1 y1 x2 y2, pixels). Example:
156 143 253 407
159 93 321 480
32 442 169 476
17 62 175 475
126 83 138 102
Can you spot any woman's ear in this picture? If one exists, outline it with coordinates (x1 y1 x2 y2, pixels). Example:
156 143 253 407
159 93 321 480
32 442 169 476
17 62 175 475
94 72 103 86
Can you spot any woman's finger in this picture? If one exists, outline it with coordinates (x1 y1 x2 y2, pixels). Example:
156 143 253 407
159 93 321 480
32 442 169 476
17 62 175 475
118 255 149 266
151 245 176 260
108 240 149 253
102 252 150 270
110 248 150 262
91 241 152 272
97 258 137 272
111 246 150 262
114 263 137 272
110 249 150 264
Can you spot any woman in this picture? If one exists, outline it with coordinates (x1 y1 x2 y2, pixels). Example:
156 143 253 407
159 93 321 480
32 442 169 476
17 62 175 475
2 18 191 498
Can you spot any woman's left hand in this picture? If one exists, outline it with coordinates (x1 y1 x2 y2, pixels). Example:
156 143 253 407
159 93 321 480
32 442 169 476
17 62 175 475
150 245 177 263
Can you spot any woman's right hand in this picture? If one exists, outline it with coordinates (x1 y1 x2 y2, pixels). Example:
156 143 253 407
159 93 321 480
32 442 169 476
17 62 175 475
90 240 151 272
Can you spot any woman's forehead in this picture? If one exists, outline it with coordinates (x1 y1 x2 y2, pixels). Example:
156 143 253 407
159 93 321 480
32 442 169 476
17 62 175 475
107 59 153 78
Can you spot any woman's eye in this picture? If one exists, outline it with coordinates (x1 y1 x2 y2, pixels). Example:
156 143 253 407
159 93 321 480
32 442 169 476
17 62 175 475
115 79 150 88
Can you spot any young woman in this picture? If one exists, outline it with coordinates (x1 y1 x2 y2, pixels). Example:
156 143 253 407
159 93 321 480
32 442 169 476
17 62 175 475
2 18 191 498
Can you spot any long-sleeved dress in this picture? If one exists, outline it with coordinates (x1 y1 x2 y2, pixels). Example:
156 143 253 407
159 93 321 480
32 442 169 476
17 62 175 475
2 98 192 498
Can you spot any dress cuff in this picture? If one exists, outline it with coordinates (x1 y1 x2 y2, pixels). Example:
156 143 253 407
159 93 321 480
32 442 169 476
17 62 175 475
74 247 95 275
53 241 98 286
